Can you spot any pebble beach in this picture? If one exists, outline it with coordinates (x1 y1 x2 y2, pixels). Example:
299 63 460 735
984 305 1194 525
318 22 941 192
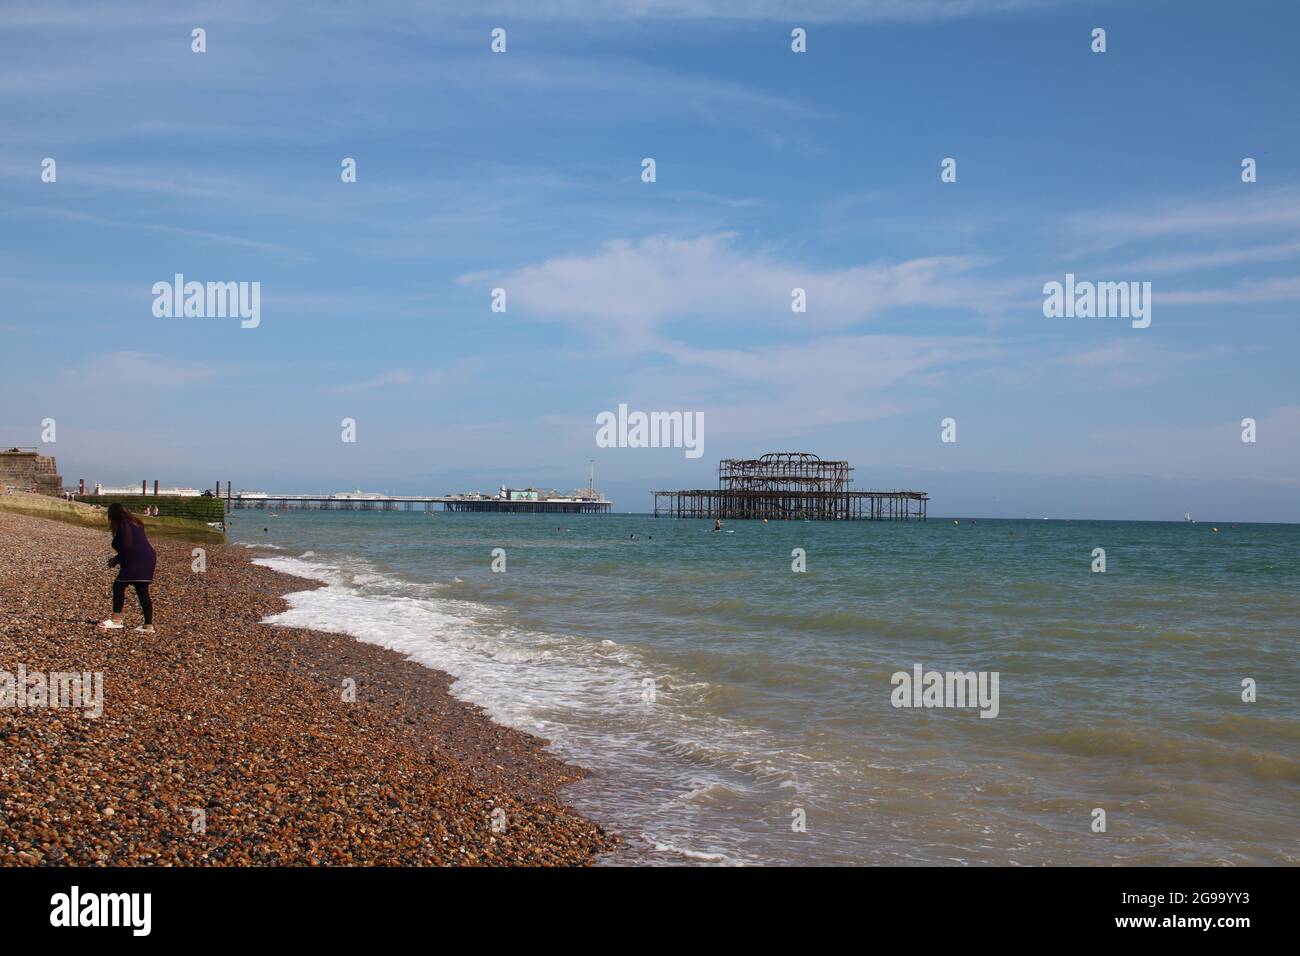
0 510 614 866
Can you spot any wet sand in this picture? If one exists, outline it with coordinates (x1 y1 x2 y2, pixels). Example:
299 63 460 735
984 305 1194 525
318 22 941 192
0 510 614 865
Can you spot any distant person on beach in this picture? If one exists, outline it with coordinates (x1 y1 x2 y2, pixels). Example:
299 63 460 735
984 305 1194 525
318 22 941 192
99 503 156 633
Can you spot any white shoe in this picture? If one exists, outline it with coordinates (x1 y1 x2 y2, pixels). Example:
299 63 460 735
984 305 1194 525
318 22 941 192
133 626 155 633
97 619 125 630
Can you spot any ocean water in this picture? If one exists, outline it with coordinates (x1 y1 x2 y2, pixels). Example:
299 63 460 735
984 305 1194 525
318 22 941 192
231 511 1300 866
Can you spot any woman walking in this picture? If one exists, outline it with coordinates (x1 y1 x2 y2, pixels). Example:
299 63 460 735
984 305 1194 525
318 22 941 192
99 503 156 632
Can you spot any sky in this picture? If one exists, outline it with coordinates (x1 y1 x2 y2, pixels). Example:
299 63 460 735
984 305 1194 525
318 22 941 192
1 0 1297 521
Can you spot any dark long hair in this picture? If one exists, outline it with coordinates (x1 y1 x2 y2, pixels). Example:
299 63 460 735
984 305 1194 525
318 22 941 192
107 502 143 534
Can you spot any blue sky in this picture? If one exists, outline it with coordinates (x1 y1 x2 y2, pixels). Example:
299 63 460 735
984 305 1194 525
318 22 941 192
2 0 1298 520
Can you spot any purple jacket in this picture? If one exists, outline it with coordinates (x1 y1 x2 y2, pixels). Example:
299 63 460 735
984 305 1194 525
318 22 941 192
112 522 157 582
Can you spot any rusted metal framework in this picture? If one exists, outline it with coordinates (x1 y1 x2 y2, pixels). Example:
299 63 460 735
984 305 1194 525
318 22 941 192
720 452 852 493
654 452 927 521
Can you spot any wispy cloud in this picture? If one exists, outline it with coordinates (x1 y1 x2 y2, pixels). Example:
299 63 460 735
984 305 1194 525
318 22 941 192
1121 240 1300 275
4 204 309 261
1075 187 1300 242
331 370 419 394
1158 276 1300 306
1052 341 1244 390
461 233 1024 342
649 333 1001 439
62 351 234 391
328 358 492 396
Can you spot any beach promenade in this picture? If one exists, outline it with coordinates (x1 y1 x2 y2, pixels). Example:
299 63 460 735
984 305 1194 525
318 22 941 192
0 510 612 866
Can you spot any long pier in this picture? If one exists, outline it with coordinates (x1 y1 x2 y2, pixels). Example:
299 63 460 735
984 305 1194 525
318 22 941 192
229 494 612 514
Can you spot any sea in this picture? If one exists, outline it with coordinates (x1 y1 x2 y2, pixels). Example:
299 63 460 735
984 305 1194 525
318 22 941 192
230 511 1299 866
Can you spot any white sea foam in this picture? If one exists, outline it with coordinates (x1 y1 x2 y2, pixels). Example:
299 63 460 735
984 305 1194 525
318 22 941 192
255 553 656 734
674 779 738 803
644 837 730 863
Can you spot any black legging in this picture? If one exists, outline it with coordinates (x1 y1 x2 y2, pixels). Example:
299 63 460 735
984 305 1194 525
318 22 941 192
112 581 153 625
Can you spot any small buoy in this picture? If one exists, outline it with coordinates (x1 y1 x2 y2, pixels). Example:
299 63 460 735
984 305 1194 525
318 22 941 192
953 520 959 525
1212 527 1219 533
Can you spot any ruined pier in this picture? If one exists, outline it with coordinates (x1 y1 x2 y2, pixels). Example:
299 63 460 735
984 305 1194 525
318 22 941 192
653 452 927 521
